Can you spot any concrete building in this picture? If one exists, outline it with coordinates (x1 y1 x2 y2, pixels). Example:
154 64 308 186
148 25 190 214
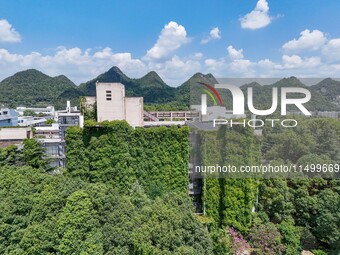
0 108 18 127
16 106 55 116
34 102 83 168
82 96 96 110
35 123 60 139
0 127 32 141
55 101 84 139
18 116 47 126
96 82 144 127
125 97 144 127
39 138 65 168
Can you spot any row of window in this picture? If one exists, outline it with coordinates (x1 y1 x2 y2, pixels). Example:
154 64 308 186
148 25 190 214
106 90 112 101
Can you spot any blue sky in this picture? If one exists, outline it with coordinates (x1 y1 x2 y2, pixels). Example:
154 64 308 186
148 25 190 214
0 0 340 86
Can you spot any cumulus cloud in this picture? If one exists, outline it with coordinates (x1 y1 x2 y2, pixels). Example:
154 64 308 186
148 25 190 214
227 45 244 59
280 54 321 69
145 21 189 61
282 29 340 63
240 0 272 30
322 38 340 62
0 46 201 86
147 55 201 85
0 19 21 43
201 27 221 44
283 29 326 52
0 47 147 84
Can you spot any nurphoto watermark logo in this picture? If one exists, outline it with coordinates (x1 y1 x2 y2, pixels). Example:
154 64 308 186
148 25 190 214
194 79 312 128
188 78 340 179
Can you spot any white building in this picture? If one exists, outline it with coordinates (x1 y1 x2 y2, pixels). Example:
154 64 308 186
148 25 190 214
55 101 84 139
18 116 47 126
36 101 84 168
96 82 144 127
16 106 55 116
0 127 32 141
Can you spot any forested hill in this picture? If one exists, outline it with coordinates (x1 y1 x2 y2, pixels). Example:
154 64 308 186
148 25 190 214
1 67 339 111
78 66 177 104
0 69 77 109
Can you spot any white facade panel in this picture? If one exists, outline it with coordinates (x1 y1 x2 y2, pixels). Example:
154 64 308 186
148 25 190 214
96 82 125 122
0 127 32 140
125 97 144 127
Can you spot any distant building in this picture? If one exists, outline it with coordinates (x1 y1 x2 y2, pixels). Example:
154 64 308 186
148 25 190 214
315 111 339 118
16 106 55 116
18 116 47 126
33 102 83 168
39 137 65 168
96 82 144 127
0 126 32 141
82 96 96 110
35 123 60 139
0 108 18 127
55 101 84 139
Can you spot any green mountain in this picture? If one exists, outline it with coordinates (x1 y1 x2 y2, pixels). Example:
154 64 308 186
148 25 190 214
311 78 340 101
1 67 339 112
78 67 176 103
0 69 77 108
176 72 218 106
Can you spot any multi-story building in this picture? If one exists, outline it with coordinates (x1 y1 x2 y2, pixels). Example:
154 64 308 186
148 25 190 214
16 106 55 116
0 108 18 127
55 101 84 139
35 102 83 168
96 82 144 127
18 116 48 126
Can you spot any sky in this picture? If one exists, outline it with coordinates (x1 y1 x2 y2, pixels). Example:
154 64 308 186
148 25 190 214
1 0 340 86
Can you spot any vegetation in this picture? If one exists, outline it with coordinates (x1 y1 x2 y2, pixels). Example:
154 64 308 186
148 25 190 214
0 113 339 254
0 165 213 254
66 121 189 195
2 67 339 112
0 69 77 109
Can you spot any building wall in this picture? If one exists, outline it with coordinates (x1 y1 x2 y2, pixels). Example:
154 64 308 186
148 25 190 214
84 96 96 109
16 106 55 116
0 127 32 140
39 138 65 168
125 97 144 127
0 109 18 127
96 82 125 122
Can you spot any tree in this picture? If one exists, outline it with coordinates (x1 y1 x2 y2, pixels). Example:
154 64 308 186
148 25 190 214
23 109 37 117
45 119 56 124
57 190 104 255
248 222 285 255
22 139 47 169
314 189 340 251
278 219 302 255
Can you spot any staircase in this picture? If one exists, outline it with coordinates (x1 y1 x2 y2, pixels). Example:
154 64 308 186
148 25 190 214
143 111 159 122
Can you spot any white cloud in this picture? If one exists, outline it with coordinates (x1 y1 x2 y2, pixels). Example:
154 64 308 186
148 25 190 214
145 21 189 61
283 29 326 52
201 27 221 44
227 45 244 59
280 54 321 69
194 52 203 60
322 38 340 62
240 0 272 30
0 47 147 84
0 19 21 43
147 55 201 85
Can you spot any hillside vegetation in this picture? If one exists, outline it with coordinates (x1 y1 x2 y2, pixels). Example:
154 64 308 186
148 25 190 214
1 67 339 111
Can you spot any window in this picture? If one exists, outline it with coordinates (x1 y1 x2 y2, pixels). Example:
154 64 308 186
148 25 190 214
106 90 112 101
